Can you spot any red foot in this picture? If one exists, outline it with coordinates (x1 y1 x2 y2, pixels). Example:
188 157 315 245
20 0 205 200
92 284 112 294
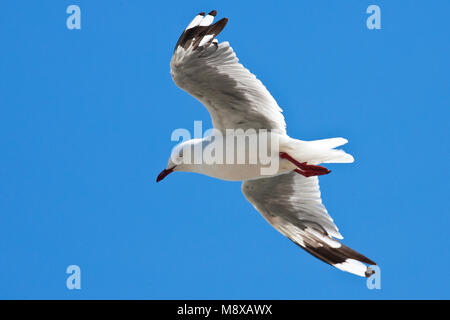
280 152 331 177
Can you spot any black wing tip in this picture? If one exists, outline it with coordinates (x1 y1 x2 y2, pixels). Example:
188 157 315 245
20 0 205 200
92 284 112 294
210 17 229 34
365 265 377 277
339 243 376 266
298 240 376 277
174 11 228 52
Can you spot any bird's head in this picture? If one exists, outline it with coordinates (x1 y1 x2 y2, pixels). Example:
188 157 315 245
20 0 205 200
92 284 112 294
156 139 202 182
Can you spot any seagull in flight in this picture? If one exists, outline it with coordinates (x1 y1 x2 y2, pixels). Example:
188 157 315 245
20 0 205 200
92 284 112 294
157 10 376 277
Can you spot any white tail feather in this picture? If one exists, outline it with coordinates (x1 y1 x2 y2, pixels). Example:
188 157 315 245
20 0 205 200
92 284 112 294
310 137 348 149
322 149 354 163
284 137 354 165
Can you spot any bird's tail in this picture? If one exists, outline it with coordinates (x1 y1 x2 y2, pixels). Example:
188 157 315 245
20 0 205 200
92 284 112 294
284 137 354 165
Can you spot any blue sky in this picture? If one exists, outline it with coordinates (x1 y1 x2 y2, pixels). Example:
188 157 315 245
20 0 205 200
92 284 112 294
0 0 449 299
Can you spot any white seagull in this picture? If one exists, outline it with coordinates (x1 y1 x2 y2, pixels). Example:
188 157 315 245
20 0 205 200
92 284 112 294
157 10 376 277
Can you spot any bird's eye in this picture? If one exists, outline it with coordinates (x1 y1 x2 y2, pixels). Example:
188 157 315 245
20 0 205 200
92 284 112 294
178 150 183 158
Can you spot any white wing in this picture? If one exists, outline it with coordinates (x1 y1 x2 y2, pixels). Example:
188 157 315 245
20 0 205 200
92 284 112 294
170 11 286 133
242 172 376 277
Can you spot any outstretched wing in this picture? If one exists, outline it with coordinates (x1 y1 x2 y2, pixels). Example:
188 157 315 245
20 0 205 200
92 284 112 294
170 11 286 133
242 172 376 277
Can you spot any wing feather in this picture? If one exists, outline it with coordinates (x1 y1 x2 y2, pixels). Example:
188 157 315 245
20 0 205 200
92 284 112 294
170 11 286 133
242 172 376 277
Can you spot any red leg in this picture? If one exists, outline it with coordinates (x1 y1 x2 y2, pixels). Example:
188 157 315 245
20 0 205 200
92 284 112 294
280 152 331 177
